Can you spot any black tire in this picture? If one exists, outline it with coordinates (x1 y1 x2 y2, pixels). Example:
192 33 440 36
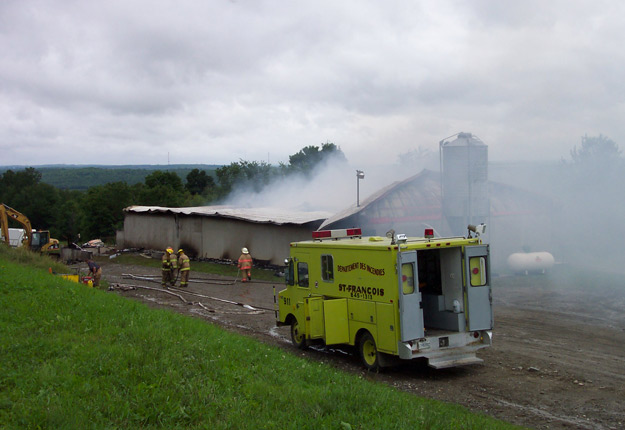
290 318 307 349
358 331 380 371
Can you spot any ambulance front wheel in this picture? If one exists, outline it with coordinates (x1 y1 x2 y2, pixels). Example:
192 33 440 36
359 331 380 371
290 318 307 349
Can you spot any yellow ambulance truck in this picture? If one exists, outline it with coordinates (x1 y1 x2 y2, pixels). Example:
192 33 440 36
276 226 493 370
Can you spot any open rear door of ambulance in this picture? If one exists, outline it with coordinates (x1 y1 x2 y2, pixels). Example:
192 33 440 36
464 245 493 331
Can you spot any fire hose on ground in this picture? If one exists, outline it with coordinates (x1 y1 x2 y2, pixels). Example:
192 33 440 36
117 273 274 313
122 272 239 286
109 282 268 315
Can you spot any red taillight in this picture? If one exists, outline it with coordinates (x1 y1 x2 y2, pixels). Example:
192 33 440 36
312 228 362 240
346 228 362 236
402 275 407 282
473 331 480 338
472 267 479 275
312 230 332 239
424 228 434 238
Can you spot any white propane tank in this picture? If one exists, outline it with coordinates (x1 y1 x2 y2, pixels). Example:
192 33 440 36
507 252 555 273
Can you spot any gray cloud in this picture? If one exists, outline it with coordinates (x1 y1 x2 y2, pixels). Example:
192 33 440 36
1 0 624 167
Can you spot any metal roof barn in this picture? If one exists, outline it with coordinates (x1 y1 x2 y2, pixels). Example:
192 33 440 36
320 169 555 271
117 206 331 265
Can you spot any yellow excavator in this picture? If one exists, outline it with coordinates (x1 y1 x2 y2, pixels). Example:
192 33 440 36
0 203 60 257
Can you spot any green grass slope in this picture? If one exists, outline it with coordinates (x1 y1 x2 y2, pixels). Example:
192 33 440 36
0 253 523 429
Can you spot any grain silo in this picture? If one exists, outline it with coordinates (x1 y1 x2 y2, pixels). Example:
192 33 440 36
439 132 489 236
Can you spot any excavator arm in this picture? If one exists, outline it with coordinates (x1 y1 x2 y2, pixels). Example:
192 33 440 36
0 204 33 248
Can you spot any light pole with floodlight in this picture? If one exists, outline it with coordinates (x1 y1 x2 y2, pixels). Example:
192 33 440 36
356 170 365 207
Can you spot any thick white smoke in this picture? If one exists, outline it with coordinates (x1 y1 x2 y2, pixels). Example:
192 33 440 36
222 154 419 213
490 154 625 274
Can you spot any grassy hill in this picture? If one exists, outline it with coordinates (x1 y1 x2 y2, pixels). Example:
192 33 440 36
0 164 221 190
0 247 521 429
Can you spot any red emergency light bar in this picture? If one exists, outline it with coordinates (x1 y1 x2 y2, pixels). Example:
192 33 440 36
424 228 434 238
312 228 362 240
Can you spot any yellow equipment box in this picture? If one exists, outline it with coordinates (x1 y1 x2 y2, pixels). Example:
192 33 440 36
58 274 79 283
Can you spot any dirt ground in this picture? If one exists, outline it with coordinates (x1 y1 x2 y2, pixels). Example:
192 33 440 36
92 258 625 430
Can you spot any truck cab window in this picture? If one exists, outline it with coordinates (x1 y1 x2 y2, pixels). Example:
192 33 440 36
31 232 42 247
297 262 309 287
321 255 334 282
286 259 295 286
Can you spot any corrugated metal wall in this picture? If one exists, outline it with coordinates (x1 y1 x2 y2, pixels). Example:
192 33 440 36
119 212 320 265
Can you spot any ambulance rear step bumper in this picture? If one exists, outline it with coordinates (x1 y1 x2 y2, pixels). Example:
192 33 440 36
427 353 483 369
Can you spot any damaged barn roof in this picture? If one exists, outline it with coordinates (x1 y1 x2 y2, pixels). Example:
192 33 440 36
319 169 441 230
319 169 555 231
319 179 406 230
124 205 332 226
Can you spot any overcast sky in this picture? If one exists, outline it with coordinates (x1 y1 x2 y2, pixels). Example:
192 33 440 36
1 0 624 168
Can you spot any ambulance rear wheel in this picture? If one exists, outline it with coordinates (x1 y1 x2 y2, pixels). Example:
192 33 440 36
290 318 307 349
359 332 379 371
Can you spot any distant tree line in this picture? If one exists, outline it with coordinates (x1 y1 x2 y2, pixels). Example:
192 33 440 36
3 135 624 250
2 165 222 190
0 143 345 244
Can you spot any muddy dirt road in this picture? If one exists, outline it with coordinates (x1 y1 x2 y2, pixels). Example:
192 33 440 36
96 260 625 430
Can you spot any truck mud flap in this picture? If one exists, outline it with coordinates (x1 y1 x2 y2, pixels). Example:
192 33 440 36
427 353 483 369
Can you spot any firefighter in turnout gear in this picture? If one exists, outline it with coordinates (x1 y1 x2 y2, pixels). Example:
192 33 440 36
238 247 252 282
162 247 174 287
169 247 179 286
177 248 190 288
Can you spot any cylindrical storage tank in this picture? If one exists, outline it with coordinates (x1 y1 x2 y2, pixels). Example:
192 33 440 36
440 132 489 236
507 252 555 273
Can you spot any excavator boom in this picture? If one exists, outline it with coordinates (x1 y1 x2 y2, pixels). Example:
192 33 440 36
1 203 59 256
1 204 32 247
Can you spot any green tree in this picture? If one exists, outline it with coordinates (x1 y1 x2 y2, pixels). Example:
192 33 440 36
182 193 209 207
239 160 275 192
144 171 184 192
288 142 346 176
185 169 215 195
81 182 135 240
570 134 621 168
0 168 60 231
215 162 244 198
565 134 623 187
55 190 85 244
12 183 60 230
0 167 41 188
212 143 347 200
137 171 187 207
214 160 278 198
0 167 43 203
556 134 625 260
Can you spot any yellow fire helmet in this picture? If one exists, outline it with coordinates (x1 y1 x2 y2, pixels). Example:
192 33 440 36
178 248 184 254
166 247 174 254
